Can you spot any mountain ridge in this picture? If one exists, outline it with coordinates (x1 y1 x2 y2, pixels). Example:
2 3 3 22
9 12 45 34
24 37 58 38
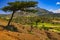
0 8 60 18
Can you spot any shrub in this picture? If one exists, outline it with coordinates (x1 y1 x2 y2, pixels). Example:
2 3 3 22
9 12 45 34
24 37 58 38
5 25 18 32
41 25 51 30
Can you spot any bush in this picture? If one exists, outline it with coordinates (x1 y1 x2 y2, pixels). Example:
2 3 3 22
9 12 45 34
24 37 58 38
41 25 51 30
5 25 18 32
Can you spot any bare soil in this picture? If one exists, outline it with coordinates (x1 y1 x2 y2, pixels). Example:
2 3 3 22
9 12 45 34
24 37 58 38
0 19 60 40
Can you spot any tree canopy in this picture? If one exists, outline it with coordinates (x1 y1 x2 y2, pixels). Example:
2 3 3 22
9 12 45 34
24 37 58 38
2 1 38 12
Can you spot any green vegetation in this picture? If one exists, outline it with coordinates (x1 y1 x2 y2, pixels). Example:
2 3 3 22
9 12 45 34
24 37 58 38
0 0 60 33
1 1 38 26
1 16 60 32
1 0 38 32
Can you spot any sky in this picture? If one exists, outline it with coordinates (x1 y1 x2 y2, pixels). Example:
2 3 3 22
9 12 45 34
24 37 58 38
38 0 60 13
0 0 60 14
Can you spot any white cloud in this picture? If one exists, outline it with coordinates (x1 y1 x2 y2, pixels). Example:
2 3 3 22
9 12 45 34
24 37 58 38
56 2 60 5
49 9 60 13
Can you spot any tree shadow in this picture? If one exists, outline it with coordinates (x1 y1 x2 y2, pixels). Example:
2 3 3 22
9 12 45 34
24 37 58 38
0 25 18 32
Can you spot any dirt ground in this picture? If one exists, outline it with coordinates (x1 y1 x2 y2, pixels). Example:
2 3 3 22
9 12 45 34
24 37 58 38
0 19 60 40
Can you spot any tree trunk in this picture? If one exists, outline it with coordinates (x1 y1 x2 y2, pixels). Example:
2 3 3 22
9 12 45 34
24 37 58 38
7 11 15 26
30 25 33 32
30 20 33 32
36 22 38 28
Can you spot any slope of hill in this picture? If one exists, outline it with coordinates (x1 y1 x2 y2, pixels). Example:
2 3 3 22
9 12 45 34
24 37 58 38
6 7 54 17
39 13 60 18
0 7 60 18
37 7 53 14
0 19 60 40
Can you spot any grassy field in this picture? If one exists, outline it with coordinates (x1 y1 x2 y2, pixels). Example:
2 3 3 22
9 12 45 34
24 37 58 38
0 17 60 33
23 22 60 33
38 23 60 27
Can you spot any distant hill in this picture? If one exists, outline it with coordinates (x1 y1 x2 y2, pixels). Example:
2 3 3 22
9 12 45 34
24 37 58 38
39 13 60 18
37 7 53 14
0 7 60 18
